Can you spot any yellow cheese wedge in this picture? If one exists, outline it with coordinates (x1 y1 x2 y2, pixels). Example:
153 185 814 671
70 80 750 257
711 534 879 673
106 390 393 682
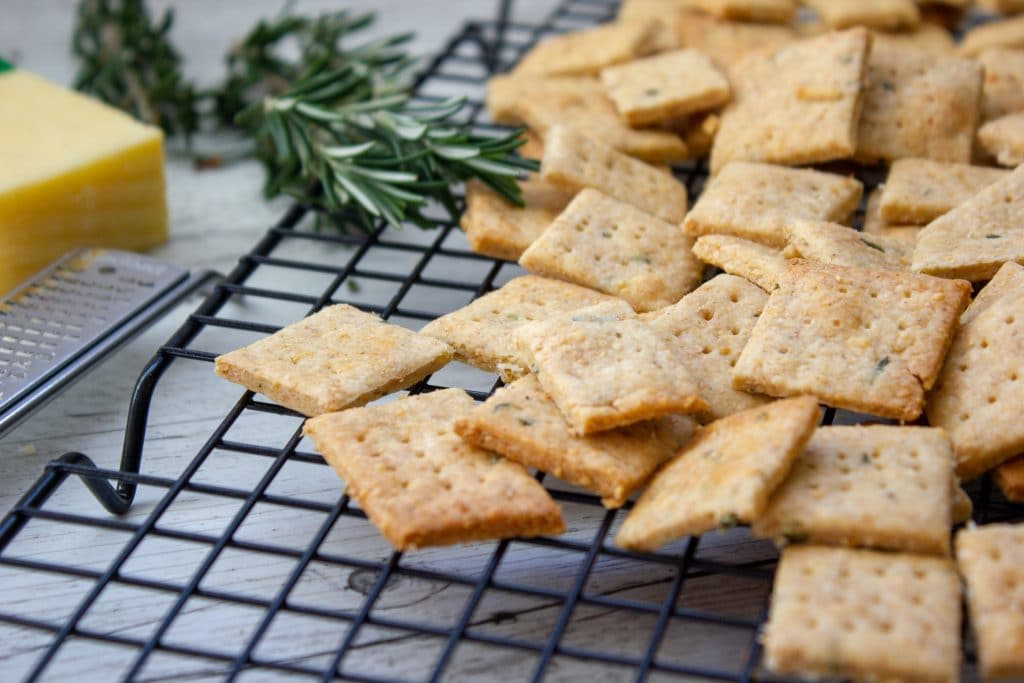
0 70 168 294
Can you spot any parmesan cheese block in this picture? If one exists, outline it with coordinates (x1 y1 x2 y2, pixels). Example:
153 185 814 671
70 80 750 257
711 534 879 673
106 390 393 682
0 69 168 294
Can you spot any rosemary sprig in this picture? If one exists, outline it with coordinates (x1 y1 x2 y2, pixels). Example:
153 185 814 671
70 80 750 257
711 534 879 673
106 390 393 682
71 0 200 138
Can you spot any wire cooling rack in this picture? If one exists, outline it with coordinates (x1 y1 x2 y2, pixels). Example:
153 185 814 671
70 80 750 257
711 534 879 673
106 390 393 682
2 1 1022 681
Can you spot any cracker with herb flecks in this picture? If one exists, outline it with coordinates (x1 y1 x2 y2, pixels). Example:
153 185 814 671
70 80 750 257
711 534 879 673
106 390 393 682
912 164 1024 282
856 43 983 164
732 259 970 421
960 261 1024 326
688 0 795 23
956 523 1024 681
691 234 787 291
878 158 1009 225
615 396 819 551
643 274 772 421
516 305 707 435
783 220 914 271
926 286 1024 481
862 188 921 244
675 11 796 68
978 111 1024 167
514 21 657 77
460 178 572 262
959 14 1024 57
752 425 955 555
709 28 871 173
419 275 617 382
805 0 920 30
683 162 863 248
977 48 1024 123
213 304 452 416
303 389 564 550
600 49 730 127
540 125 688 223
763 545 961 683
519 189 702 312
995 456 1024 502
454 375 696 508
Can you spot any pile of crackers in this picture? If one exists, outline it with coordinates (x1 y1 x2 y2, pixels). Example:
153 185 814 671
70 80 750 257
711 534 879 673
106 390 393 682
213 1 1024 680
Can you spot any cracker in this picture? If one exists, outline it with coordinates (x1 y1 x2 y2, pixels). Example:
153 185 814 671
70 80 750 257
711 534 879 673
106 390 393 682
870 24 956 56
879 158 1009 225
709 28 871 174
214 305 452 417
994 456 1024 502
618 0 685 52
763 545 961 683
485 75 605 127
691 235 787 291
516 307 707 434
977 48 1024 123
514 21 657 77
675 11 796 68
862 188 922 243
912 164 1024 282
952 484 973 524
460 178 572 261
805 0 920 30
682 162 863 248
302 389 563 549
926 291 1024 480
519 189 702 312
956 523 1024 680
752 425 955 555
516 81 689 163
644 274 772 420
540 125 688 223
960 261 1024 327
959 15 1024 57
978 111 1024 167
783 220 914 271
616 396 820 551
732 259 971 421
518 129 545 160
600 49 730 127
855 43 983 164
687 0 795 23
454 375 696 508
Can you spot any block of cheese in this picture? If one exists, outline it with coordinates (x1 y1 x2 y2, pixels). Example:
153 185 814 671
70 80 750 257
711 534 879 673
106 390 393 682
0 68 168 294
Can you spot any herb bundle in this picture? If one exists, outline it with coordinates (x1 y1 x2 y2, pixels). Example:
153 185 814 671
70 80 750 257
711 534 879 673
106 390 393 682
70 1 535 231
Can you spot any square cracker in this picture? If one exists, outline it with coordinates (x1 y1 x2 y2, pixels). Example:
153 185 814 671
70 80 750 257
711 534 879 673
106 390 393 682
454 375 697 508
682 162 863 248
926 287 1024 480
763 545 961 683
540 125 688 223
519 189 703 312
615 396 820 551
783 220 914 271
912 164 1024 282
644 274 772 421
516 306 707 434
977 48 1024 123
514 21 656 77
687 0 795 23
978 111 1024 168
460 178 572 261
515 80 689 163
856 43 983 164
675 12 795 68
303 389 564 550
419 275 616 382
956 524 1024 680
600 49 731 127
214 304 452 417
691 234 787 291
862 188 921 244
805 0 920 30
959 15 1024 58
995 456 1024 502
752 425 955 555
709 28 871 174
879 158 1009 225
732 259 971 421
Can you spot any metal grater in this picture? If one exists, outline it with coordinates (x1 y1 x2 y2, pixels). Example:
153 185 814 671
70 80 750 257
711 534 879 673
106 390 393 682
0 248 193 436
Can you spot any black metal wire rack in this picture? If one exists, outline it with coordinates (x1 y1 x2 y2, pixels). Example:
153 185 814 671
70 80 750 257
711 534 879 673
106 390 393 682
1 1 1022 681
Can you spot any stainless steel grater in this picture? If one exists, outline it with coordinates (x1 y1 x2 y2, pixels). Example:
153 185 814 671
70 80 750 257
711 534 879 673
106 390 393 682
0 248 205 436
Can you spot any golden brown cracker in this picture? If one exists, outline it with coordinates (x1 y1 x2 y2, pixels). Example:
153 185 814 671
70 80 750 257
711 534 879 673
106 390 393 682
691 234 787 291
460 178 571 261
879 158 1009 225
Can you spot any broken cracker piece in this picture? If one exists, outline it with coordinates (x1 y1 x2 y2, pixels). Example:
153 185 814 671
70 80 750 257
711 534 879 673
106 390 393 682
978 111 1024 167
784 220 914 271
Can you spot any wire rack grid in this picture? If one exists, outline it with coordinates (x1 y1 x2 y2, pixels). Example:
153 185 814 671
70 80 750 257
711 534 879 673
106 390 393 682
1 1 1021 681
